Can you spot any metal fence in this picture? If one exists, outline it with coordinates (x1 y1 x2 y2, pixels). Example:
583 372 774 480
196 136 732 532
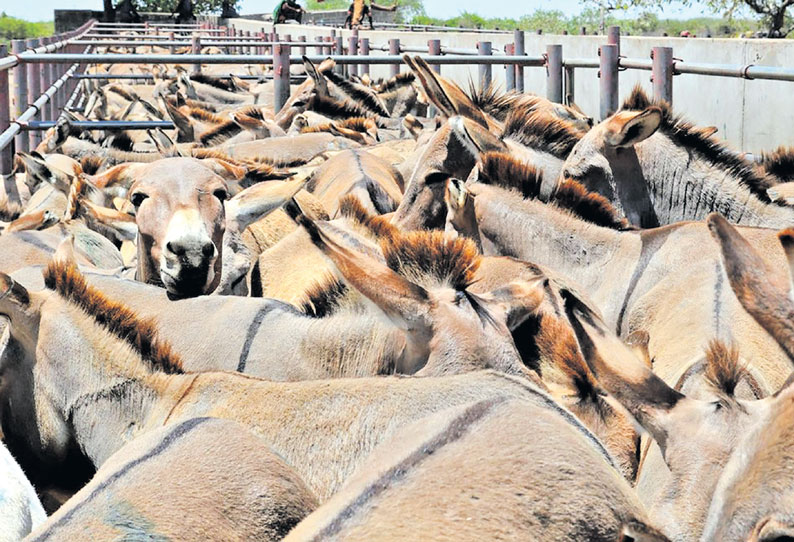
2 21 794 175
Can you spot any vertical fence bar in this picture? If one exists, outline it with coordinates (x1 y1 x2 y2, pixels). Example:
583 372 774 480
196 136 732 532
169 31 175 54
505 44 515 91
546 44 563 103
478 41 492 89
273 42 291 114
348 33 358 77
514 29 525 92
40 38 52 122
428 39 441 74
0 44 11 174
191 34 201 73
607 25 621 55
652 46 674 106
564 65 575 105
389 38 400 77
26 38 41 148
323 36 332 56
298 35 307 57
11 40 29 153
334 36 344 75
599 43 619 120
360 38 370 76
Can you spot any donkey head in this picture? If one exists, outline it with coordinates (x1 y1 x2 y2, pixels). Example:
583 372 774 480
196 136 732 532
128 157 228 298
300 217 543 377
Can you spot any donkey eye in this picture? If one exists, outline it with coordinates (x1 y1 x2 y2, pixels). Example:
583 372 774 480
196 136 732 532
130 192 149 207
213 189 228 202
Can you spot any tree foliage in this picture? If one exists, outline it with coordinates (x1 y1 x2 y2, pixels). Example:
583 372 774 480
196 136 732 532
121 0 239 14
0 13 53 45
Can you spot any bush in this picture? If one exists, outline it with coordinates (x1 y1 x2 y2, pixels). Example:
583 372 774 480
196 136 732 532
0 13 54 45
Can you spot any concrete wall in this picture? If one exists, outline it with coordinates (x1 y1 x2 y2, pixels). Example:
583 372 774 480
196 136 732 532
230 20 794 152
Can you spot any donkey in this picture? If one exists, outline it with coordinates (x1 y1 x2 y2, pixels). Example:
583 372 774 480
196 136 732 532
562 279 793 542
0 440 47 542
284 397 666 542
561 86 794 229
0 260 596 502
25 418 317 542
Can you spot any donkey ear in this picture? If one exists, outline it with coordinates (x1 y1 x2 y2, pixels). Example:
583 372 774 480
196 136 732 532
619 520 671 542
298 215 430 331
749 515 794 542
163 100 195 142
605 107 662 148
80 200 138 242
451 116 506 154
562 289 687 448
54 234 79 266
17 152 72 193
302 56 328 96
404 54 456 118
708 213 794 361
479 278 546 330
225 177 307 233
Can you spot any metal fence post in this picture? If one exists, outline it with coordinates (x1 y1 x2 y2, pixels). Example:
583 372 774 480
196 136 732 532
40 38 52 122
273 42 291 114
428 39 441 74
191 34 201 73
546 44 563 103
360 38 370 76
514 29 525 92
298 35 307 57
169 31 175 54
564 66 575 106
334 36 344 75
505 43 515 91
599 43 619 120
478 41 492 89
26 38 41 148
389 38 400 77
0 44 11 174
11 40 29 153
323 36 332 56
348 34 358 77
608 25 621 55
652 46 674 106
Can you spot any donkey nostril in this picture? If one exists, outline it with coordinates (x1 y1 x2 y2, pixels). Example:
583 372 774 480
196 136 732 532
166 241 185 256
201 242 215 258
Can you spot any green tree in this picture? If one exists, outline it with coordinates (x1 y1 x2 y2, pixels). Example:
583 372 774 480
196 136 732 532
115 0 240 15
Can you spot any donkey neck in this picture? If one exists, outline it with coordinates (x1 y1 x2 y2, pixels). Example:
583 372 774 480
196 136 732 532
36 298 188 466
472 184 634 298
634 134 794 228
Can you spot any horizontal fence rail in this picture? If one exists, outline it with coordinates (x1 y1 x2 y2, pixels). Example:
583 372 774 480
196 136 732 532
1 22 794 174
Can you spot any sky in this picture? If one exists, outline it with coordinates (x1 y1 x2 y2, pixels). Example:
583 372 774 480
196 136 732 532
3 0 717 23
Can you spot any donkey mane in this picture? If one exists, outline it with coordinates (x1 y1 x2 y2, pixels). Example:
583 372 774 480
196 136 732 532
234 105 267 122
502 108 582 158
621 85 780 205
42 261 184 374
199 120 242 147
477 152 630 230
325 71 391 117
309 93 371 120
189 73 235 92
467 81 521 122
186 106 227 124
759 146 794 182
300 274 349 318
107 132 135 152
704 339 745 397
301 117 375 135
191 148 235 161
382 231 480 291
79 155 105 176
377 72 415 93
338 194 399 239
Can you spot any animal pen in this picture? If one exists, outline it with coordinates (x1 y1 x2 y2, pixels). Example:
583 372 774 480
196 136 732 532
3 19 794 176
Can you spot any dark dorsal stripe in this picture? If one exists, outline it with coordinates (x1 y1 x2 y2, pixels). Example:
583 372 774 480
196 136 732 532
377 72 415 93
621 86 782 206
300 276 348 318
324 71 391 117
309 93 372 120
760 146 794 182
190 73 236 92
42 260 184 374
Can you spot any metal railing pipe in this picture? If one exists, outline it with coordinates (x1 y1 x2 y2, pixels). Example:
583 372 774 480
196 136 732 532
388 38 400 77
428 39 441 74
26 120 174 130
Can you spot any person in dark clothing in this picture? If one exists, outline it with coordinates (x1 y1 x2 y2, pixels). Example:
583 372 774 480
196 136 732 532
172 0 195 23
274 0 304 23
116 0 142 23
344 1 397 29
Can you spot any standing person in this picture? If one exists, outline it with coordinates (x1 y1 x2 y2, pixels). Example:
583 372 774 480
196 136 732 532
274 0 305 23
344 0 397 29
